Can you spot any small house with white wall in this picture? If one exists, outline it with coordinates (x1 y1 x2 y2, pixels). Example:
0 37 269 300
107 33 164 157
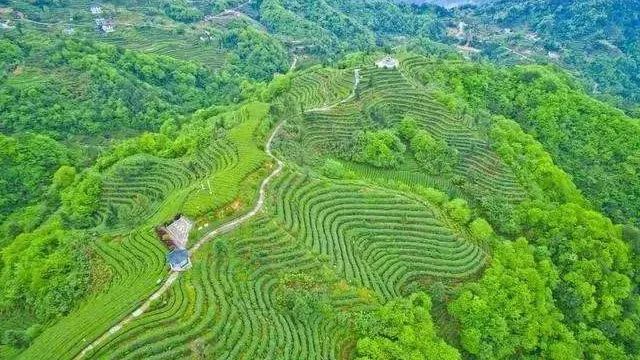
375 56 399 70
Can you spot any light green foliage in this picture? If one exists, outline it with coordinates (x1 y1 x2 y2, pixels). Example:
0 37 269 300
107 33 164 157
469 218 494 242
444 198 471 224
355 130 406 168
395 116 419 140
417 186 449 205
417 61 640 225
490 116 583 204
60 171 103 228
355 292 461 360
321 159 347 179
450 239 580 359
0 220 90 324
52 166 76 190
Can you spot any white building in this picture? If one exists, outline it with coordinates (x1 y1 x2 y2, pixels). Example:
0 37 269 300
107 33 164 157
375 56 399 70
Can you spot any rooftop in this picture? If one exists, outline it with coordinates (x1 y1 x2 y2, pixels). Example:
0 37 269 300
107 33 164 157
165 216 194 249
167 249 191 272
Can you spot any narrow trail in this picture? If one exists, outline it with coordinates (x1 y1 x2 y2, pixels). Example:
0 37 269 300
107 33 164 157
75 122 285 359
75 65 361 359
305 68 360 113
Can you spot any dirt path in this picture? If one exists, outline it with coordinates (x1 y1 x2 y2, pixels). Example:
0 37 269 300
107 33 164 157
75 122 285 359
305 68 360 113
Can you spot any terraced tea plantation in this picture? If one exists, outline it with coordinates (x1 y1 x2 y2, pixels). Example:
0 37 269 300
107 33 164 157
20 55 530 360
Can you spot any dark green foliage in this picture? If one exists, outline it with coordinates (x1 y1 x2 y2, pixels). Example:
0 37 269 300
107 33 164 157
471 0 640 106
410 129 459 174
162 0 202 23
1 36 240 137
450 238 580 359
259 0 446 57
221 25 289 81
0 133 69 223
355 292 460 360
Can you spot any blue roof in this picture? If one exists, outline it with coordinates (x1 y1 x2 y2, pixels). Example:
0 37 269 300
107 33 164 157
167 249 190 268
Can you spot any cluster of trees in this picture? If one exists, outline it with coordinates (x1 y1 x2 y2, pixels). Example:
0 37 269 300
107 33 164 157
221 24 290 81
445 114 640 358
354 129 406 168
258 0 447 58
354 292 460 360
0 133 71 225
1 35 241 137
161 0 202 23
397 117 459 174
450 238 580 359
351 118 459 174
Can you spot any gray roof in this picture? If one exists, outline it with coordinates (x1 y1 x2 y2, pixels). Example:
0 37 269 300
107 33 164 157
167 249 190 271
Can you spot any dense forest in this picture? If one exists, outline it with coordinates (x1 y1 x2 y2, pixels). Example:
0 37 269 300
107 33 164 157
461 0 640 111
1 0 640 359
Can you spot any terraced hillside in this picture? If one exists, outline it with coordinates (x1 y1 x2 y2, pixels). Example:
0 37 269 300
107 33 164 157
292 56 525 203
18 104 272 360
79 167 486 359
17 55 525 360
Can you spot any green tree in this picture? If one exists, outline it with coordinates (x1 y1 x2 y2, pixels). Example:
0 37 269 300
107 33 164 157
445 198 471 224
355 130 406 168
355 292 460 360
450 239 580 359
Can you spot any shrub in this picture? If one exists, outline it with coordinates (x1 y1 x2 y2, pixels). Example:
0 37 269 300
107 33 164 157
410 130 459 175
418 186 449 205
355 129 406 168
469 218 494 243
445 198 472 224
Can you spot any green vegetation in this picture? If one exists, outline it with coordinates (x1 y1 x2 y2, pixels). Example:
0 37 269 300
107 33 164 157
407 60 640 225
466 0 640 108
355 292 460 359
1 1 640 359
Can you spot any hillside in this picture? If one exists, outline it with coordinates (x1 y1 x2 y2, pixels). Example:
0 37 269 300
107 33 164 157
1 1 640 359
1 52 637 359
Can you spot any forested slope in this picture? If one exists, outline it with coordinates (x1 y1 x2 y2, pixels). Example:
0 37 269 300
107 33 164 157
1 1 640 359
464 0 640 109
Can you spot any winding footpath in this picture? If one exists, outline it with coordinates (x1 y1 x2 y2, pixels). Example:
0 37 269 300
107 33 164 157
75 67 360 359
75 122 285 359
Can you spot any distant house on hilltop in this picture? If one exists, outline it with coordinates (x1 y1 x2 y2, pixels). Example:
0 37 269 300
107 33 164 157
375 56 399 70
157 215 194 272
